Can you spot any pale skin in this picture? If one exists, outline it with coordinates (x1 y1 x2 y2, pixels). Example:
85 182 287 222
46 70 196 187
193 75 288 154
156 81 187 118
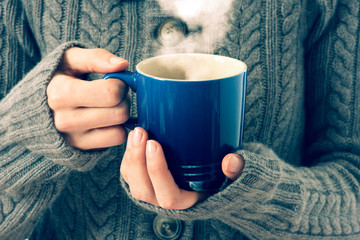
47 47 245 210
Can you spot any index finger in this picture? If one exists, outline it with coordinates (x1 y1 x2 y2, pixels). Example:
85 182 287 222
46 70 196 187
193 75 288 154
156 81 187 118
146 140 201 210
47 73 129 109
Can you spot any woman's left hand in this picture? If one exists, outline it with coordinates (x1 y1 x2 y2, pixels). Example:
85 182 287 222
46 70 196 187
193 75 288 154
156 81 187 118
121 127 245 210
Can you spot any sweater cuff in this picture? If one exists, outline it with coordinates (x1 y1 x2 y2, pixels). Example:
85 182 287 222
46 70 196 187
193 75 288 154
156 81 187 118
0 41 113 172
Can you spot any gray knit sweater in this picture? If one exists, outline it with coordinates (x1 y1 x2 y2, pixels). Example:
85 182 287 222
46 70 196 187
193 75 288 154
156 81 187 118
0 0 359 239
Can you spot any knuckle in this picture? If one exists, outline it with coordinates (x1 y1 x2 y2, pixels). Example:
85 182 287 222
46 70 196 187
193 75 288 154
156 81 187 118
47 94 61 110
118 81 129 97
47 78 65 110
68 134 94 150
120 163 127 177
102 81 122 106
64 134 89 150
113 106 130 124
112 126 127 145
96 126 127 148
54 112 74 132
47 76 74 110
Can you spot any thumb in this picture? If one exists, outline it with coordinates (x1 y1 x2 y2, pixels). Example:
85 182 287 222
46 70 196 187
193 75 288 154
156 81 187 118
222 154 245 180
60 47 129 76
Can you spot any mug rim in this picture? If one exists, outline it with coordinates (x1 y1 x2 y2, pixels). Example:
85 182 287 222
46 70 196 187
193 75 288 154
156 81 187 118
136 53 247 82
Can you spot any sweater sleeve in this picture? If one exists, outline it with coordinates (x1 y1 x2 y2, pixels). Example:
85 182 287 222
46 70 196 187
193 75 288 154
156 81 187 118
120 0 360 239
0 5 115 237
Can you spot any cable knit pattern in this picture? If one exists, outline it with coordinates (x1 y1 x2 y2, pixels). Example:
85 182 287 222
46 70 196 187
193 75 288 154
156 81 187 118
42 1 134 239
327 0 358 144
299 0 360 236
0 41 115 239
216 0 266 144
306 0 359 160
41 0 64 52
271 1 302 159
0 1 5 99
79 0 124 50
1 0 360 239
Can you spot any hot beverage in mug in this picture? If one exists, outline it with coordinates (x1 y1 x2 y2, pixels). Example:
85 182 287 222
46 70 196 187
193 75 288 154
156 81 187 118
104 53 247 191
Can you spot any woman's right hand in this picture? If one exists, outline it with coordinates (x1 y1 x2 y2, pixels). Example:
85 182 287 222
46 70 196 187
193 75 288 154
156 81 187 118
47 47 130 150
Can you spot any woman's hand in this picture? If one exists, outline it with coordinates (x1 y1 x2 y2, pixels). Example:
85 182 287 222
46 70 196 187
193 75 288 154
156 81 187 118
47 47 130 150
121 127 245 210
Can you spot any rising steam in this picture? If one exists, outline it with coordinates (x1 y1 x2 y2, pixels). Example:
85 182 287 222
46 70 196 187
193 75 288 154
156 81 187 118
156 0 235 54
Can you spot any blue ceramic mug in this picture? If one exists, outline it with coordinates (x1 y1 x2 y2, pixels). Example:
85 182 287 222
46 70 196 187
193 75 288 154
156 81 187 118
104 53 247 191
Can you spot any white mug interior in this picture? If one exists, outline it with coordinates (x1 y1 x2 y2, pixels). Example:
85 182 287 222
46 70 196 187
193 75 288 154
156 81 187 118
137 53 247 81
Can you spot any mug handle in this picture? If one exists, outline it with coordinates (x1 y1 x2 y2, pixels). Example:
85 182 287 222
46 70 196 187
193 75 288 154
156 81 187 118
103 70 137 91
103 71 138 130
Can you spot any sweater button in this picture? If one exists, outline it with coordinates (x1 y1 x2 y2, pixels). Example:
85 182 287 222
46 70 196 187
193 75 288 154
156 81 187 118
157 18 188 46
153 215 183 240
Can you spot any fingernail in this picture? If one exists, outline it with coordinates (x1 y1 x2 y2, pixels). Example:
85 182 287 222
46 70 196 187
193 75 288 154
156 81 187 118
133 128 142 145
147 141 157 154
110 56 127 65
127 131 133 148
225 155 243 173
